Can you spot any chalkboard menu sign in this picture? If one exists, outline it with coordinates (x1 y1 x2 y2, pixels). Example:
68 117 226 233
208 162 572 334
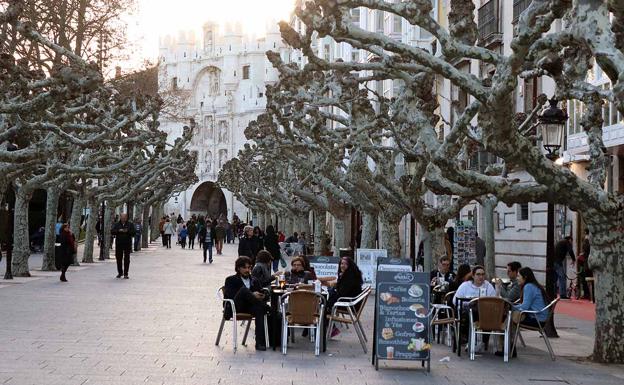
308 256 340 278
375 271 430 365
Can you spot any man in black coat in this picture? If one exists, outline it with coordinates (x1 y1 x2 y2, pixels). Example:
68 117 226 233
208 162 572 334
223 256 268 350
111 213 135 279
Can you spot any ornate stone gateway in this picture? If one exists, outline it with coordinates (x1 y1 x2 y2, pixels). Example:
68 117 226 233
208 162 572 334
189 181 227 218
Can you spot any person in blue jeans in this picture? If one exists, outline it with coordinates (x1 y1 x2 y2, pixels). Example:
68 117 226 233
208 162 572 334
199 220 216 263
554 236 575 299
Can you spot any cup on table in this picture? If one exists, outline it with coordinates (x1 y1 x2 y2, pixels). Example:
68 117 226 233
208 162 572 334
386 346 394 359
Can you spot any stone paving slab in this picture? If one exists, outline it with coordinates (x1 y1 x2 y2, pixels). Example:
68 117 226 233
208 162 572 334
0 241 623 385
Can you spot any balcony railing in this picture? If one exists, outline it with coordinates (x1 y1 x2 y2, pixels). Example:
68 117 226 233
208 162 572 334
478 0 501 42
513 0 533 23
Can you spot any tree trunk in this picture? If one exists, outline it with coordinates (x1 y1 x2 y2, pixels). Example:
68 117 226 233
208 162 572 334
150 204 161 242
69 194 85 265
361 212 377 249
258 211 266 230
380 213 401 257
332 215 348 253
142 204 150 248
299 212 311 238
284 215 294 237
314 210 326 254
11 188 31 277
82 200 98 263
102 204 114 259
41 187 61 271
588 218 624 363
483 198 497 278
423 226 446 273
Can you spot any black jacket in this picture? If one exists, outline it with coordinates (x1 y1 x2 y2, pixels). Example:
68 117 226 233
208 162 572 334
264 232 281 261
223 274 263 319
198 226 217 244
554 239 575 263
238 236 260 259
111 220 135 247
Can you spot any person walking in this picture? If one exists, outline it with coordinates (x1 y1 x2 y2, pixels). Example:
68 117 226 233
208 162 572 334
215 221 226 255
554 236 575 299
199 220 216 263
163 218 175 249
264 225 281 272
187 219 197 250
159 216 166 246
111 213 136 279
179 225 188 249
133 219 142 252
58 223 76 282
238 225 260 263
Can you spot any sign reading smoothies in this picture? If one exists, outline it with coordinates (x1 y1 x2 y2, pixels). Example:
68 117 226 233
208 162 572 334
375 270 430 362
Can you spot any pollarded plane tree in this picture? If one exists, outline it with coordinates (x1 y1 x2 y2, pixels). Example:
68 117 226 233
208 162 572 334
293 0 624 362
261 47 472 259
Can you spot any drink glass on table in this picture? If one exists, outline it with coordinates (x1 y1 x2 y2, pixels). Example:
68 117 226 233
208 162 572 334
279 274 286 289
386 346 394 359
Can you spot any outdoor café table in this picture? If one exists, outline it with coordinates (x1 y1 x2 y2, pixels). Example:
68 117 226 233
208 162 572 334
268 285 329 352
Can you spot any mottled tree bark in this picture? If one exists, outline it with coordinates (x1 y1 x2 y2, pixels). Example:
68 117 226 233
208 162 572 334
299 213 311 239
314 210 327 254
150 204 162 242
69 194 84 265
332 215 348 254
284 216 294 238
11 188 31 276
483 198 497 278
360 212 377 249
41 186 61 271
102 204 114 259
141 204 150 248
380 213 401 257
82 200 98 263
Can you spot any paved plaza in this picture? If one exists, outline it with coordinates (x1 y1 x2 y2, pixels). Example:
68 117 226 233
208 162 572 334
0 242 623 385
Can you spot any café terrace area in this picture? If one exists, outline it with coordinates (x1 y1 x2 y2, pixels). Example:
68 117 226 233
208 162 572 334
0 242 621 385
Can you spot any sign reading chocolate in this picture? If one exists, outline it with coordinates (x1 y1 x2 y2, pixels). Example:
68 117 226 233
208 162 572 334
375 270 430 362
308 256 340 278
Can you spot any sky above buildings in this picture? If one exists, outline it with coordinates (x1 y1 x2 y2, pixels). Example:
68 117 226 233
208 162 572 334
124 0 296 68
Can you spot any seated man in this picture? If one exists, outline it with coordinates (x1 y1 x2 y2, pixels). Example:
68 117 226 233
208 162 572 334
496 261 522 303
224 256 269 350
284 256 313 284
430 256 456 286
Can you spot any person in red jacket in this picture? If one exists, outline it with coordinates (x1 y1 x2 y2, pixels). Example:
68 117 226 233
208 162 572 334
59 224 76 282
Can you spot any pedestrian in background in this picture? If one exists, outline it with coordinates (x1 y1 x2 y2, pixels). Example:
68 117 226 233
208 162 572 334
134 219 142 252
163 218 175 249
187 219 196 249
215 221 226 255
199 220 216 263
111 213 135 279
264 225 281 272
58 223 76 282
180 225 188 249
554 236 575 299
159 216 166 246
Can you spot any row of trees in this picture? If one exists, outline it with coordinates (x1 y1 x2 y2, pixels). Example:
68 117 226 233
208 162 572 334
218 1 624 363
0 1 196 277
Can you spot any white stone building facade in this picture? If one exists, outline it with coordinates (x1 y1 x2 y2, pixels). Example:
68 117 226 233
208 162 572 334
158 21 289 221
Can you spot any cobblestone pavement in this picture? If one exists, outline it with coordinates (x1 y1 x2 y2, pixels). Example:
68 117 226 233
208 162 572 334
1 242 623 385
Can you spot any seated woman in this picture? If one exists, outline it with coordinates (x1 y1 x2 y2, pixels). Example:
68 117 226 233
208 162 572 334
495 266 549 357
251 250 279 287
299 255 317 280
453 265 496 349
325 257 364 337
448 264 472 293
284 256 313 284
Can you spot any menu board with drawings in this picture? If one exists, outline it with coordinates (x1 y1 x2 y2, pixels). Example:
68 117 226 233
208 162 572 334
374 270 430 371
454 221 476 267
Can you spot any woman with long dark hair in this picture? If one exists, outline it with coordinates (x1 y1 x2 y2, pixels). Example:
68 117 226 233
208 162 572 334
514 267 549 327
325 257 364 337
449 263 472 292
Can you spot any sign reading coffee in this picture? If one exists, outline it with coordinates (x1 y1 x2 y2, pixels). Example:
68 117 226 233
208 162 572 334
308 256 340 278
375 270 430 364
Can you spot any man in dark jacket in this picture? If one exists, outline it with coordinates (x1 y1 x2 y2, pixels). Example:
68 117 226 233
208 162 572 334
198 221 217 263
111 213 135 279
223 256 268 350
238 225 260 262
554 236 575 299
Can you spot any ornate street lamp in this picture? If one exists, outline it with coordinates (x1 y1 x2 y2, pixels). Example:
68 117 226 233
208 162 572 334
538 99 567 160
538 98 568 338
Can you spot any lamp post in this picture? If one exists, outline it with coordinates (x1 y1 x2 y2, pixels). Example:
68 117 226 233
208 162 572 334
538 98 567 338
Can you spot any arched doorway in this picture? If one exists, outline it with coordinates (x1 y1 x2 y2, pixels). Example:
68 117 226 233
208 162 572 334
190 182 227 218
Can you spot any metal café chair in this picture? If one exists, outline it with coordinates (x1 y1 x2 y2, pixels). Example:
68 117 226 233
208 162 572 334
214 286 269 353
511 296 560 361
281 290 326 356
325 286 372 353
468 297 513 362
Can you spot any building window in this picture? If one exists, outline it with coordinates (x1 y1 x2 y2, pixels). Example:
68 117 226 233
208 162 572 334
393 15 402 35
524 77 540 112
204 30 214 52
376 10 384 33
567 99 584 136
350 8 360 25
171 77 178 91
513 0 532 23
517 203 529 221
243 65 250 79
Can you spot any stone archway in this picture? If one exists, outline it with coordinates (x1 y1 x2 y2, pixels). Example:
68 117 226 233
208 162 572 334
190 181 227 218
